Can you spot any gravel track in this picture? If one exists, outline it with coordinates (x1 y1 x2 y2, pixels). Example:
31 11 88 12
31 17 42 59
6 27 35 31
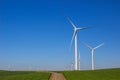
49 72 66 80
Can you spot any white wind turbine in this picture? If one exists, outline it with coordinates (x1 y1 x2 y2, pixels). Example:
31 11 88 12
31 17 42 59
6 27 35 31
68 17 88 70
83 42 104 70
70 62 74 70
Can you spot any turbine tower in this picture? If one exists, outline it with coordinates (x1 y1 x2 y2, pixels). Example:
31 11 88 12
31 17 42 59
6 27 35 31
83 42 104 70
68 17 88 70
79 51 81 70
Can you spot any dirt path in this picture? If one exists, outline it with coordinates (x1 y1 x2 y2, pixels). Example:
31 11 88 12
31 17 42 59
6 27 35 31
49 72 66 80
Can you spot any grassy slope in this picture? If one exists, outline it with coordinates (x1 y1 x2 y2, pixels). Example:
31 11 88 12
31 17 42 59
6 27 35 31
62 68 120 80
0 70 50 80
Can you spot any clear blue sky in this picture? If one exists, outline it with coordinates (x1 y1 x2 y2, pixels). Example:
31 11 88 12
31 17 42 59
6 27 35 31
0 0 120 70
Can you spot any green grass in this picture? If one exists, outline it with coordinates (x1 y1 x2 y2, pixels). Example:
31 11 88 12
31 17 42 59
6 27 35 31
0 70 50 80
1 68 120 80
62 68 120 80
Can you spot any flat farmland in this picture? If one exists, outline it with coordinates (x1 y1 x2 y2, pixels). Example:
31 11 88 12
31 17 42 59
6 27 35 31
0 70 50 80
62 68 120 80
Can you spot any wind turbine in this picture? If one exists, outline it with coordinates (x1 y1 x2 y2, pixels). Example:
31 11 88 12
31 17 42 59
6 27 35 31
68 17 88 70
70 61 74 70
83 42 104 70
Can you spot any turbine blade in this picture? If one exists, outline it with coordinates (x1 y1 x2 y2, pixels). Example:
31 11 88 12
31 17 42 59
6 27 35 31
69 30 77 50
83 42 93 49
77 27 92 30
67 17 76 28
94 43 104 49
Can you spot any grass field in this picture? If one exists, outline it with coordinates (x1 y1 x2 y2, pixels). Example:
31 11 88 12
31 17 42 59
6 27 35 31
0 68 120 80
62 68 120 80
0 70 50 80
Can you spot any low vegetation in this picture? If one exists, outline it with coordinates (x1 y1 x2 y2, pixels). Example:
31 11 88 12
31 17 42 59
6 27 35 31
0 68 120 80
0 70 50 80
62 68 120 80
